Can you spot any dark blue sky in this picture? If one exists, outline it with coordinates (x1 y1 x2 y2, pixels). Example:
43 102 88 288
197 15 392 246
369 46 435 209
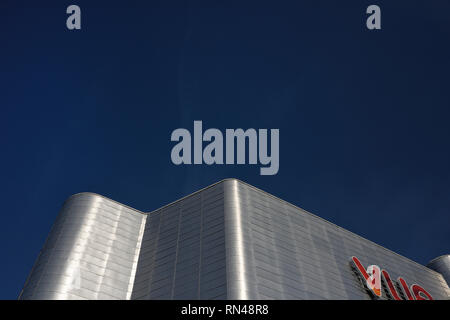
1 1 449 299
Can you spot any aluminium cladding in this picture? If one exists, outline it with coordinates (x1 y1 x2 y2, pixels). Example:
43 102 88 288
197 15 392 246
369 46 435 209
19 179 450 300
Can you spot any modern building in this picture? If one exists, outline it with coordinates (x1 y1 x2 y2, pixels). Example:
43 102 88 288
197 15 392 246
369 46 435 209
19 179 450 300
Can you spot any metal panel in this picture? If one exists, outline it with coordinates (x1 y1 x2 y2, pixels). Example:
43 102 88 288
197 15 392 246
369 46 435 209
427 255 450 288
222 179 450 300
19 179 450 300
131 183 227 300
19 193 146 300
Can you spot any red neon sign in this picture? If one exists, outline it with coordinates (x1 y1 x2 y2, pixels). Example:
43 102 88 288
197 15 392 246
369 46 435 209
351 256 433 300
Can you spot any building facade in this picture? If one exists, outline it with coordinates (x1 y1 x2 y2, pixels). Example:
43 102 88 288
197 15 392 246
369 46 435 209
19 179 450 300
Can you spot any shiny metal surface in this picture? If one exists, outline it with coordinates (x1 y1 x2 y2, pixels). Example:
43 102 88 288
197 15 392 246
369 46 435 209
20 179 450 299
427 255 450 287
221 179 450 299
131 183 227 299
19 193 147 300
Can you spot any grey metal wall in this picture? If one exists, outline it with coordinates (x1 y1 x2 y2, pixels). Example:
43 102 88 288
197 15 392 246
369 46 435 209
427 255 450 288
131 183 227 299
222 179 450 300
19 179 450 300
19 193 146 300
